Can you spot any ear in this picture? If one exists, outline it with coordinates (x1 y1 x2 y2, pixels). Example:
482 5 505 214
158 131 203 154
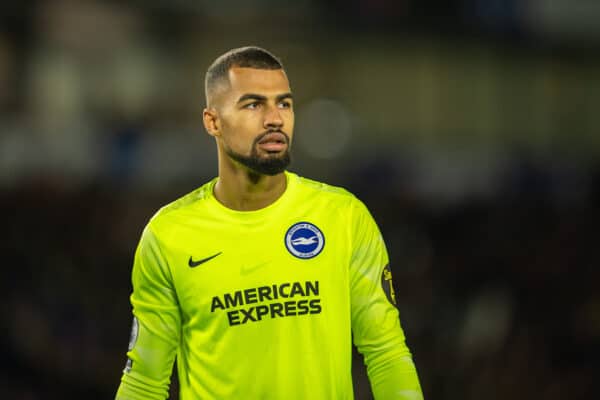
203 108 220 137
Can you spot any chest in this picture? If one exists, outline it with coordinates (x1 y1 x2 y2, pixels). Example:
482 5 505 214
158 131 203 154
163 215 351 324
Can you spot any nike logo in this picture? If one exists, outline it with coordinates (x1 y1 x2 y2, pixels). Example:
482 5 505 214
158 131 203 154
241 260 270 275
188 252 222 268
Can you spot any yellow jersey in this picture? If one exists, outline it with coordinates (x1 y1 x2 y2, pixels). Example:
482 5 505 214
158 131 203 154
116 171 422 399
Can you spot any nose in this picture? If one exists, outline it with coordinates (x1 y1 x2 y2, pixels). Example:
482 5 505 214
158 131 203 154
263 105 283 129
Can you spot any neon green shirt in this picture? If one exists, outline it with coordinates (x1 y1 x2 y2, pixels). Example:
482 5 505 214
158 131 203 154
116 171 423 400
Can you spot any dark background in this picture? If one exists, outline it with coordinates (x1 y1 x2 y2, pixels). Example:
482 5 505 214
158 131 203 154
1 0 599 399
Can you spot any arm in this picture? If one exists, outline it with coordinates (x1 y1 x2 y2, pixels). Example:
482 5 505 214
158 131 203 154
116 225 181 400
349 199 423 400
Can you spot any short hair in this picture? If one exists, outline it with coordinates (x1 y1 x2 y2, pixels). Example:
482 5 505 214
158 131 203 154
205 46 284 106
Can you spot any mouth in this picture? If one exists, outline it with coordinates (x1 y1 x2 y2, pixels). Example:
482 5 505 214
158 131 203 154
257 132 288 153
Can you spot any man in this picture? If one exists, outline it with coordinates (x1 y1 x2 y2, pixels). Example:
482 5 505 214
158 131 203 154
116 46 423 399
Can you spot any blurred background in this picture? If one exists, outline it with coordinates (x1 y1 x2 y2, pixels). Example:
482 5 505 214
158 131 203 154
1 0 599 398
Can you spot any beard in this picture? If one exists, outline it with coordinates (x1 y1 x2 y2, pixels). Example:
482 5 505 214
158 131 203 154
224 131 291 176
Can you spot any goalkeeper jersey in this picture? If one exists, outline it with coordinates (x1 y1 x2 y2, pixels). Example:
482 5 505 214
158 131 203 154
116 171 422 400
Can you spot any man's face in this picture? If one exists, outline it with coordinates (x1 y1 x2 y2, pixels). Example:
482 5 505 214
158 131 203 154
211 67 294 176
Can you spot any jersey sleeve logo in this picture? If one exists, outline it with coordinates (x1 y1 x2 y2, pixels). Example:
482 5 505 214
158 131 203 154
381 264 397 306
128 316 139 351
285 222 325 259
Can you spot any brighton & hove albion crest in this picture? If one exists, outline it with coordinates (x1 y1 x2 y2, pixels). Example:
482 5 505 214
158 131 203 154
285 222 325 259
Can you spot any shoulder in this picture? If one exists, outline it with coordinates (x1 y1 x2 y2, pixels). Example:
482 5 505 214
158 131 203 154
290 173 370 218
289 172 376 229
147 178 216 230
291 172 358 204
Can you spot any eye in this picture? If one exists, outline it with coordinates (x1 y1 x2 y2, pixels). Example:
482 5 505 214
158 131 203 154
244 102 260 110
278 100 292 109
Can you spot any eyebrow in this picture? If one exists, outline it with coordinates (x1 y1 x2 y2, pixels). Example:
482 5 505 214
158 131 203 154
237 92 293 104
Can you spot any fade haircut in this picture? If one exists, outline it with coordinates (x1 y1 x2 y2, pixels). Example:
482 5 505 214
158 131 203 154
205 46 284 107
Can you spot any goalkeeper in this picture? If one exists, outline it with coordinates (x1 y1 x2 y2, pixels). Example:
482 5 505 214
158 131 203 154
116 46 423 400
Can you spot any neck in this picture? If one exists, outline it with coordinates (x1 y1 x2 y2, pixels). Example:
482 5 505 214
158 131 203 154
214 165 287 211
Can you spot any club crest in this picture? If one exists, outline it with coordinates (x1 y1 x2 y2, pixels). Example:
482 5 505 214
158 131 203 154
285 222 325 259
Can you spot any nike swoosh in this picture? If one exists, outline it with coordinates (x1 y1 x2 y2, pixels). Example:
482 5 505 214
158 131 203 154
241 260 269 275
188 252 222 268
